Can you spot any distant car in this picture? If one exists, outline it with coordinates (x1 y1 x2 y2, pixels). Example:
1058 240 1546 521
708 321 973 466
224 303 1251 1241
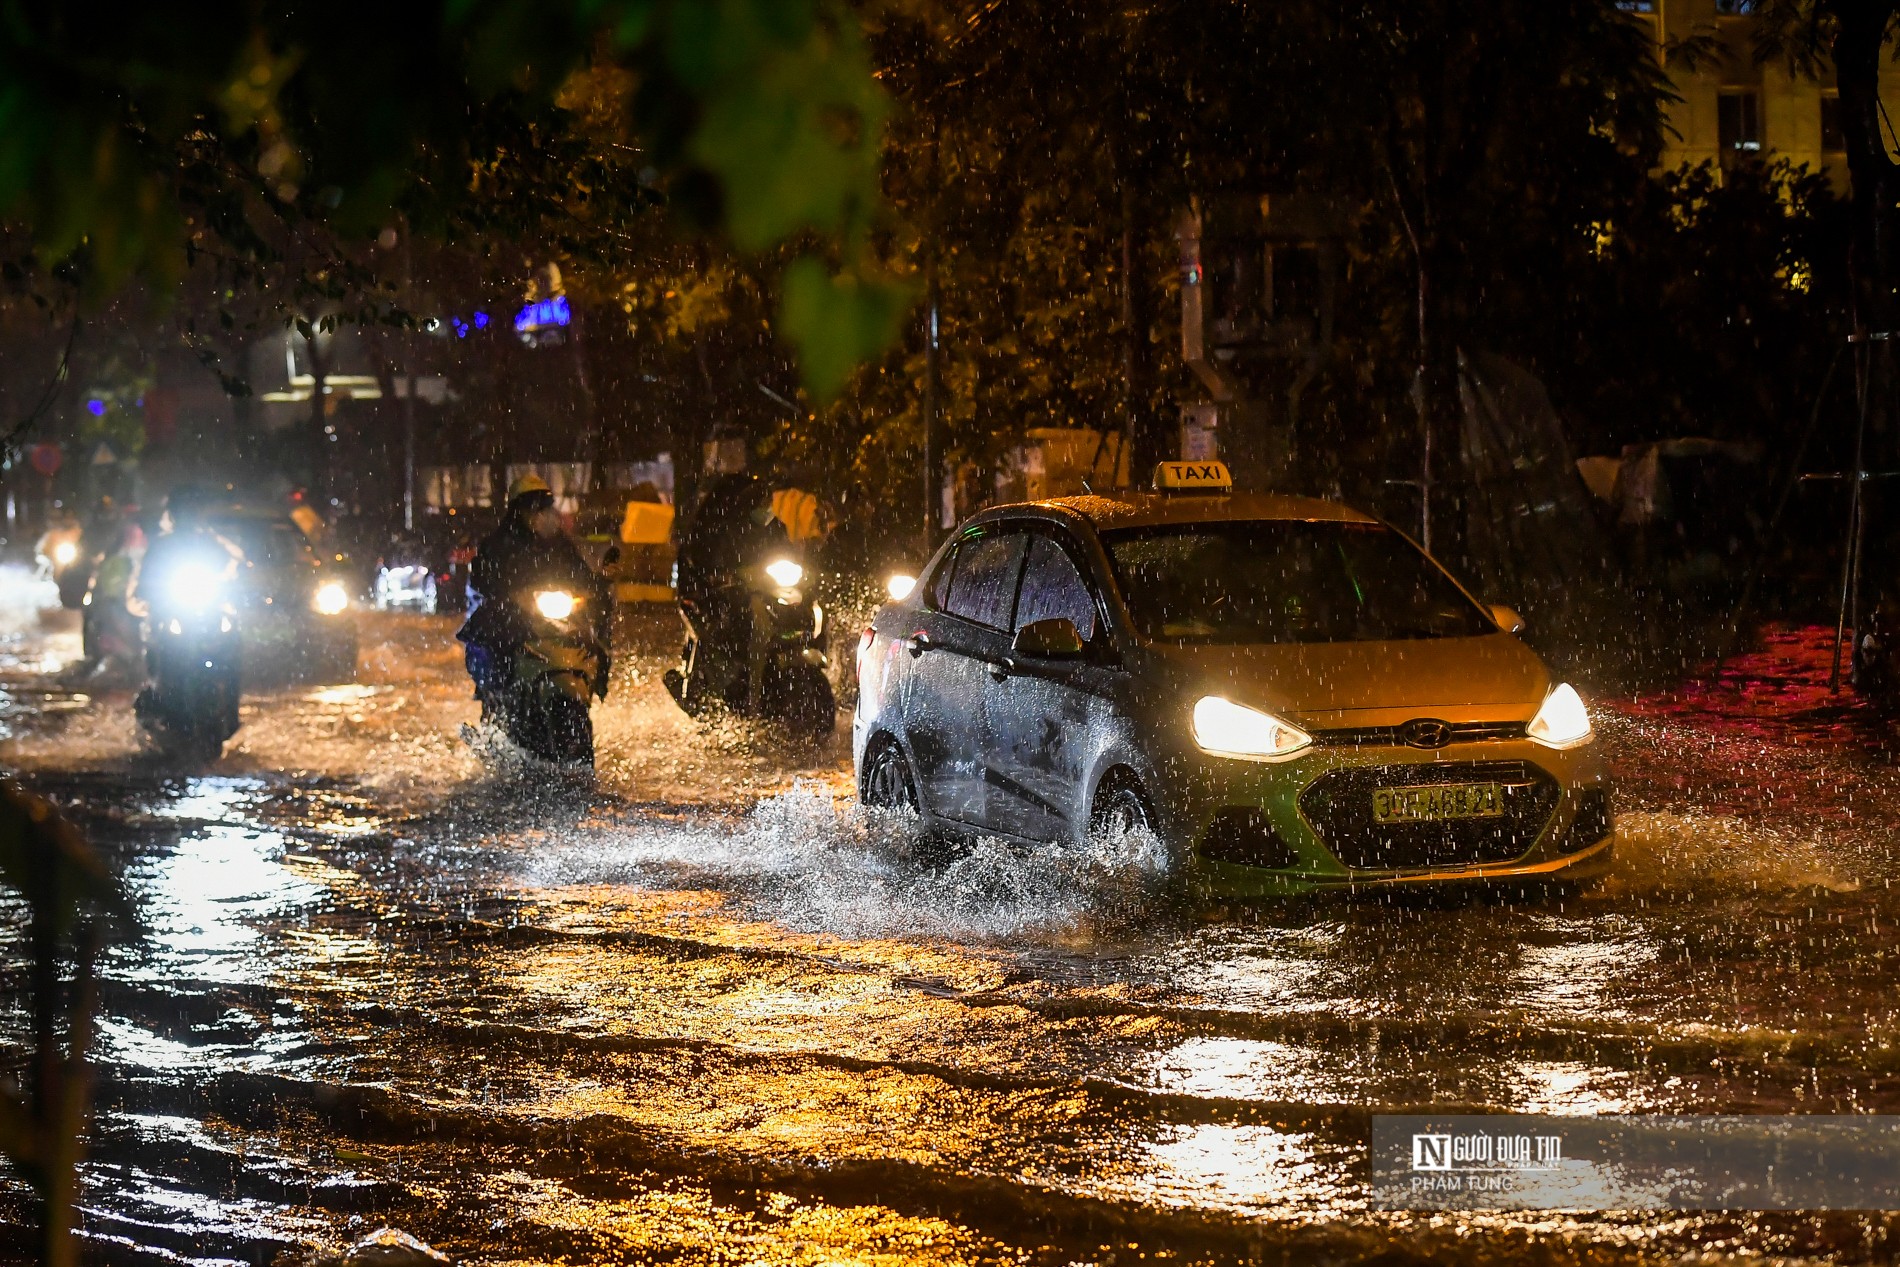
853 462 1613 896
373 532 440 612
206 505 358 681
369 514 487 614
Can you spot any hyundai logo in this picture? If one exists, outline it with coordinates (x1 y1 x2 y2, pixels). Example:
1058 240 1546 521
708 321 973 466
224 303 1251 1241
1401 718 1454 749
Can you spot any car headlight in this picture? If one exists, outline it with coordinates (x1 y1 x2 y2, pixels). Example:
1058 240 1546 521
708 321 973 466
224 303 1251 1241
1192 696 1313 761
52 541 77 566
1527 682 1592 749
312 582 349 616
535 589 577 620
887 573 917 601
765 559 804 588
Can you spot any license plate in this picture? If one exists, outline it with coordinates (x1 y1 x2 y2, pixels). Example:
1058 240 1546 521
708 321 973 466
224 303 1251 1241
1372 782 1504 824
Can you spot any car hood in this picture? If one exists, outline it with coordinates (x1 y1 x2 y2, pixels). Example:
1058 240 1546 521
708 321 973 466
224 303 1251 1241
1147 633 1550 724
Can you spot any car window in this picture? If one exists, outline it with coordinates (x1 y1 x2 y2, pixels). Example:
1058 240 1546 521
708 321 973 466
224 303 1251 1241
925 550 956 610
1102 519 1494 644
1014 534 1097 641
941 530 1027 630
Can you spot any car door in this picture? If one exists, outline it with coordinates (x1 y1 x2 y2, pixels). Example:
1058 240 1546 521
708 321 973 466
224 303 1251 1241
899 526 1028 828
982 529 1115 843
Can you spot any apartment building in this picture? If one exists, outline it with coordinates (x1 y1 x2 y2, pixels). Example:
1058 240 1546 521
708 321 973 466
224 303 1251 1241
1623 0 1864 186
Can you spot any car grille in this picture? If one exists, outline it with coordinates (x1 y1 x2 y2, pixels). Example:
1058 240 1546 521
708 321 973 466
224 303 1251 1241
1297 760 1560 871
1310 720 1527 748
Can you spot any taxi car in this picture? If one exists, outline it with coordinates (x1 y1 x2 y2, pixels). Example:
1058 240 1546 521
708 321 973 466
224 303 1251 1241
852 462 1612 894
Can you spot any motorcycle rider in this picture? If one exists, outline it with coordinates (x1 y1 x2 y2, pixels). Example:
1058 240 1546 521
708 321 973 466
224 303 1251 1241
131 486 246 736
672 472 794 711
78 515 147 684
458 473 611 713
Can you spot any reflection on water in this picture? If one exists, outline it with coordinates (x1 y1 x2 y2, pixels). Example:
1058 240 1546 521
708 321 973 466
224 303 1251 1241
1136 1036 1333 1102
1135 1123 1343 1214
1510 1060 1638 1115
128 825 322 971
1514 928 1653 1016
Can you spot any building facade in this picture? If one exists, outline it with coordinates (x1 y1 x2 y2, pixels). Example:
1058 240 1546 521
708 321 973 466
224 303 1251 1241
1625 0 1871 187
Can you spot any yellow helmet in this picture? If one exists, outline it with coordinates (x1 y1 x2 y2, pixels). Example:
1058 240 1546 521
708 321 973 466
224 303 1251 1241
507 472 552 502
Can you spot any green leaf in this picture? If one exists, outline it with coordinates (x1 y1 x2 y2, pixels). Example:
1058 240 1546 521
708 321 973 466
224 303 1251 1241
684 2 886 250
778 255 913 401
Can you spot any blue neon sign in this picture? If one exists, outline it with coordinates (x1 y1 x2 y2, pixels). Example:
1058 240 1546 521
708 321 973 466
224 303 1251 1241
514 295 571 333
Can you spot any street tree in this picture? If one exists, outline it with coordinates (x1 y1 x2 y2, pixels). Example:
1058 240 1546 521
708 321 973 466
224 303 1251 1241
0 0 908 400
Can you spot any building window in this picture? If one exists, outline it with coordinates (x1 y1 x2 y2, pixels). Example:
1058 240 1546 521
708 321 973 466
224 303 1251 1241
1718 92 1762 163
1821 93 1846 153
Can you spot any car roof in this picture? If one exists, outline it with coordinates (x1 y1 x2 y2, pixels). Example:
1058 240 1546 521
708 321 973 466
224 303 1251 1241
976 491 1380 532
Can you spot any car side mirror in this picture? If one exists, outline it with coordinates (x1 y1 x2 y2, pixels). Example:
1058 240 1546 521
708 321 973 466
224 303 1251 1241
1012 616 1086 658
1489 604 1526 635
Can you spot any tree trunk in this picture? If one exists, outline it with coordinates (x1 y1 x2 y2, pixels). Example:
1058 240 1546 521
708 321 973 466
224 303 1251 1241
1830 0 1900 333
1121 182 1162 475
302 328 331 500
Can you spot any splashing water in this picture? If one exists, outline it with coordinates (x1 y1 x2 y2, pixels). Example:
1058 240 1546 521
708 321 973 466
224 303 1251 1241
1604 810 1861 897
523 782 1180 943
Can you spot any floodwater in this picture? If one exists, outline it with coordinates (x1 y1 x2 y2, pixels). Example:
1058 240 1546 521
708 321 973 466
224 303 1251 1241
2 570 1899 1264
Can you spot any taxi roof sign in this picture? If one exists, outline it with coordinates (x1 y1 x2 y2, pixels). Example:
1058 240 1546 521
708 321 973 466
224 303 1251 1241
1153 460 1233 493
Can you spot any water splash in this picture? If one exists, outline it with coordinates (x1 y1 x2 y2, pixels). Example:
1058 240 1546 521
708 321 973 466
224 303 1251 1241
1604 810 1860 897
524 782 1179 942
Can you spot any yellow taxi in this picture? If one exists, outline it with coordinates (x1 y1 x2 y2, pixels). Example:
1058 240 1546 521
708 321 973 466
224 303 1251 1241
853 462 1612 894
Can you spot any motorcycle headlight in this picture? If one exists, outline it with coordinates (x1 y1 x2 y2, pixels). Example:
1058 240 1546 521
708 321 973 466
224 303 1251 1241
887 573 917 601
52 541 77 566
312 582 349 616
1192 696 1313 761
535 589 577 620
1527 683 1593 749
166 562 222 611
765 559 804 589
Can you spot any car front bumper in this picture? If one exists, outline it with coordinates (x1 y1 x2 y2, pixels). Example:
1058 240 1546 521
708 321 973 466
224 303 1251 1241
1162 738 1613 897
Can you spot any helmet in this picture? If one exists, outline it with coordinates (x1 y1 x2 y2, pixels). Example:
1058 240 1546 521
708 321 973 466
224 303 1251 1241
507 472 552 503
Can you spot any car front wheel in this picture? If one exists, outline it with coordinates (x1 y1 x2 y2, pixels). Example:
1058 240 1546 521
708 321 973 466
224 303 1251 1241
1089 776 1152 841
861 739 918 813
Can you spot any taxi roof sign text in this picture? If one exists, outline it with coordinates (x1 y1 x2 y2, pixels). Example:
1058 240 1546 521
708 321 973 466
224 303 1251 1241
1153 460 1233 493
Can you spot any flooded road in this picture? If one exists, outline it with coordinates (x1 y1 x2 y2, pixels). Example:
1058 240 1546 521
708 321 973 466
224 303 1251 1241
3 577 1899 1264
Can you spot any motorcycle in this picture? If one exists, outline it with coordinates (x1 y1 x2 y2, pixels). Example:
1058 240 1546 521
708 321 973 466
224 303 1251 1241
134 565 242 760
482 584 607 766
663 556 835 739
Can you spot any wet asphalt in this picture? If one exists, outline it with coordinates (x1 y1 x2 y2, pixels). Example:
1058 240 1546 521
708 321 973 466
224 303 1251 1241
1 571 1899 1265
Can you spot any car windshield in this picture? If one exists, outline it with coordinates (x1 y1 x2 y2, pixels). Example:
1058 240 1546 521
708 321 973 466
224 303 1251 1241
1101 519 1496 644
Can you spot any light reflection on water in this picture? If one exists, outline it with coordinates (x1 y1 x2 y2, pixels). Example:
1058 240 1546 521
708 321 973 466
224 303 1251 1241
127 824 323 972
1513 928 1653 1017
1510 1059 1637 1115
1133 1123 1344 1214
1136 1036 1332 1102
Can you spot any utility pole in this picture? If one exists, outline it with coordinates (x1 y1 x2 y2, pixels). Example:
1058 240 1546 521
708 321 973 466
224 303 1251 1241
922 267 940 555
1831 330 1883 691
920 112 943 558
400 221 417 532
